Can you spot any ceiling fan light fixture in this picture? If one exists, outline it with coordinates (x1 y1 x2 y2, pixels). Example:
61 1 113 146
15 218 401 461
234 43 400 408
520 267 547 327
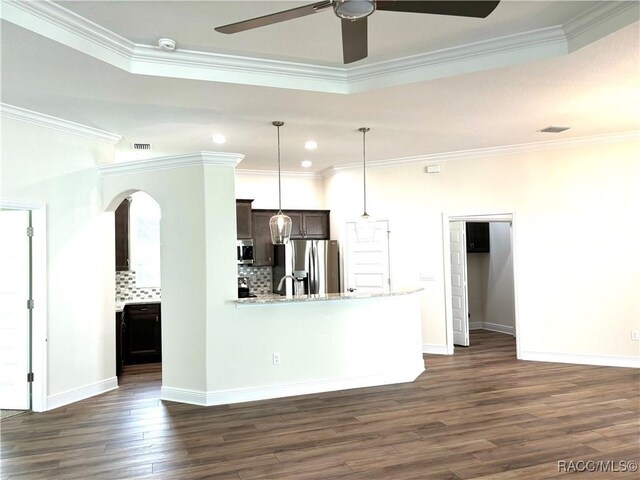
334 0 376 20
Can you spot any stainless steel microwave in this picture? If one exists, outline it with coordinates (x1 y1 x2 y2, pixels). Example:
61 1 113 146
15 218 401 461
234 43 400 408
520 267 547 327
237 239 254 265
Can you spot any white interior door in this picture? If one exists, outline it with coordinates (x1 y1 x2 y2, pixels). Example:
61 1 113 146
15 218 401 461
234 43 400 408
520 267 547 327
344 220 390 294
0 210 31 409
450 221 469 346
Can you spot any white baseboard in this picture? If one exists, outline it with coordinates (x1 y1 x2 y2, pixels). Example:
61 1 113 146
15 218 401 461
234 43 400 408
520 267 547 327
482 322 515 336
161 363 425 407
520 351 640 369
469 321 483 330
47 377 118 410
422 344 450 355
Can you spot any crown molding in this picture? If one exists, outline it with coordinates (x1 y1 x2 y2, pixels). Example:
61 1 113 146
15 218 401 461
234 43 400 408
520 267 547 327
0 103 121 144
563 1 640 52
98 152 244 177
2 0 636 94
235 169 323 179
326 131 640 174
346 25 568 92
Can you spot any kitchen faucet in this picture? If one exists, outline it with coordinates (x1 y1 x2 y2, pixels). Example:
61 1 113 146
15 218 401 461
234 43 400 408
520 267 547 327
277 275 304 295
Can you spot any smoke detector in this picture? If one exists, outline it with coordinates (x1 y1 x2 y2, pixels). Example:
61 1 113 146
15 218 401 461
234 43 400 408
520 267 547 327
158 38 176 51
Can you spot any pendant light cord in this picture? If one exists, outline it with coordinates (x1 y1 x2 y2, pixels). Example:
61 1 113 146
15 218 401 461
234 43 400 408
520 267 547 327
360 127 370 216
277 124 282 212
273 121 285 213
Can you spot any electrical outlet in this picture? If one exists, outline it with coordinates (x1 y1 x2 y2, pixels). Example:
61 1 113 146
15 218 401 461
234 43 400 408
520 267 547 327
632 330 639 341
272 352 281 365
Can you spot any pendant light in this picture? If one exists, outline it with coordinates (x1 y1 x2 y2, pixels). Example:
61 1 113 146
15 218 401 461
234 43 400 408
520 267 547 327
269 121 292 244
355 127 376 243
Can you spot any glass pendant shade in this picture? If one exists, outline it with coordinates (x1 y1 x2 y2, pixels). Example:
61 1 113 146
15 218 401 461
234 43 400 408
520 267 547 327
355 212 376 243
269 210 292 245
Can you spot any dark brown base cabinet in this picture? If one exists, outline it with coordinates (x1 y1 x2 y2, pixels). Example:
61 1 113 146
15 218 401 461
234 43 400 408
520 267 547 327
123 303 161 365
116 311 125 376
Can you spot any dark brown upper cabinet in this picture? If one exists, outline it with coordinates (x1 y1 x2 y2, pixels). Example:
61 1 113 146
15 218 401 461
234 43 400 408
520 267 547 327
290 211 330 239
251 210 277 266
115 198 130 271
466 222 490 253
236 199 253 239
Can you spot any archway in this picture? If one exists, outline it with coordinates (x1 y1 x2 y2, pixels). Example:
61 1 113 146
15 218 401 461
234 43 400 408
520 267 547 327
108 190 163 384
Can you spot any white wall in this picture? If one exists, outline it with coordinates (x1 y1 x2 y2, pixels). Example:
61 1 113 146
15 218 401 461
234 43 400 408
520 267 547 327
235 171 324 210
485 223 515 332
103 157 424 406
325 139 640 363
0 118 115 403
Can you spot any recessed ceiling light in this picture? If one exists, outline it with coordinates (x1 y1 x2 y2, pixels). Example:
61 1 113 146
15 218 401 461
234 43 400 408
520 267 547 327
538 126 570 133
304 140 318 150
301 160 313 168
212 134 226 144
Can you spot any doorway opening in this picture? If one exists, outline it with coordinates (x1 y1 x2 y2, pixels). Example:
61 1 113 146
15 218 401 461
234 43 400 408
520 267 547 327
443 212 520 358
113 191 162 381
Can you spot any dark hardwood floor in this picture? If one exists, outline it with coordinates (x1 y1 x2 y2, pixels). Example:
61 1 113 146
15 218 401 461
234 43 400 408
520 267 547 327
1 331 638 479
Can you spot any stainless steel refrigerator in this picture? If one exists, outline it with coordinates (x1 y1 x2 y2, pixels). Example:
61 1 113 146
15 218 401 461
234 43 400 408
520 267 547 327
273 240 340 296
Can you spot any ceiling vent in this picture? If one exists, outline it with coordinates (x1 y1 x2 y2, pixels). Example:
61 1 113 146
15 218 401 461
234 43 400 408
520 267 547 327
132 143 152 150
538 126 570 133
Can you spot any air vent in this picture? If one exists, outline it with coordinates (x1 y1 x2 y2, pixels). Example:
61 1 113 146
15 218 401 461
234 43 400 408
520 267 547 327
132 143 152 150
538 126 570 133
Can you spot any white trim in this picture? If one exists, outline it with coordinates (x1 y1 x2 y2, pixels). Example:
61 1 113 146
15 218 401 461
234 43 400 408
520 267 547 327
564 1 640 52
482 322 515 337
0 200 48 412
161 363 424 407
0 103 121 144
2 0 637 94
47 377 118 411
469 321 483 330
235 169 323 179
422 344 450 355
328 131 640 173
98 152 244 176
520 351 640 369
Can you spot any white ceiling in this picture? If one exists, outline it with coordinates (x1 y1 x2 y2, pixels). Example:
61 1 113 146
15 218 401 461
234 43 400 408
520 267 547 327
56 1 592 65
1 1 639 172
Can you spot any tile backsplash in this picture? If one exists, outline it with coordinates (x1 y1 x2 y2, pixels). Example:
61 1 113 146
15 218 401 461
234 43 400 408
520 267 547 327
237 265 272 295
116 271 161 302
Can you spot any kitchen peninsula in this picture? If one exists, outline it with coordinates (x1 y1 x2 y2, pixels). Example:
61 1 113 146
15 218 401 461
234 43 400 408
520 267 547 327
222 288 426 405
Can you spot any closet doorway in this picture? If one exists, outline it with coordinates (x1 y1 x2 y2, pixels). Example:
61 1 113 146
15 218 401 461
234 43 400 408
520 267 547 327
443 212 520 358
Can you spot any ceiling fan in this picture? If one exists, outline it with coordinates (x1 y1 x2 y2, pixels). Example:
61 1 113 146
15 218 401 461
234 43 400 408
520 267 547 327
215 1 500 64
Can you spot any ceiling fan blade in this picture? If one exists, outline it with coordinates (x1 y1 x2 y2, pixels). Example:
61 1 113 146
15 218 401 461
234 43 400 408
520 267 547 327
215 1 333 34
376 1 500 18
342 18 368 64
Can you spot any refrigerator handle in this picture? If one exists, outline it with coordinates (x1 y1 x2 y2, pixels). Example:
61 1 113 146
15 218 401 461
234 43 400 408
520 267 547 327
310 243 317 294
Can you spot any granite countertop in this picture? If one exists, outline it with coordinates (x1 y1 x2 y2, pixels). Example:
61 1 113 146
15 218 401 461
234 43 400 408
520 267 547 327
115 299 161 312
235 288 423 306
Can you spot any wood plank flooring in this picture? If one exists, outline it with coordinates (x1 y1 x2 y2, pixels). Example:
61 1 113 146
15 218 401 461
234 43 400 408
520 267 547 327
1 331 638 479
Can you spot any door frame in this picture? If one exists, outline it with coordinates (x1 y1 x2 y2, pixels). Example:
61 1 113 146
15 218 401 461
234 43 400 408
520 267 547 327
0 200 48 412
442 210 521 359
